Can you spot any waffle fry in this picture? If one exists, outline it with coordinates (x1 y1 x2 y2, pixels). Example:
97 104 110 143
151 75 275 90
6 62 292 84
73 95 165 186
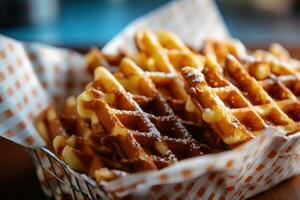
201 38 247 65
36 98 129 181
127 31 200 103
35 106 66 149
121 57 224 149
36 30 300 183
85 47 122 74
126 31 208 126
116 58 219 153
182 62 258 146
130 31 226 149
240 51 300 132
253 44 300 73
78 66 178 170
182 52 300 146
53 134 126 181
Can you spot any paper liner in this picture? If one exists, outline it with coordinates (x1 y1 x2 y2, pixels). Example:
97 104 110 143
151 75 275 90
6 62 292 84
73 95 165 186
0 35 90 147
0 0 300 199
103 0 229 54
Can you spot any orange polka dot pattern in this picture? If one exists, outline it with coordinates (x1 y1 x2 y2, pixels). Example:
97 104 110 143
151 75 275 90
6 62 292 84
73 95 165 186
0 35 90 147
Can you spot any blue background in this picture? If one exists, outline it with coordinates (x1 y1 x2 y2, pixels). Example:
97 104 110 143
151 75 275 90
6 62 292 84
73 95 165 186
0 0 299 47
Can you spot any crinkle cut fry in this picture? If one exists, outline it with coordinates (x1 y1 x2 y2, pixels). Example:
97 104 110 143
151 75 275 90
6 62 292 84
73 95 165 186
117 57 207 156
77 66 178 171
181 66 255 147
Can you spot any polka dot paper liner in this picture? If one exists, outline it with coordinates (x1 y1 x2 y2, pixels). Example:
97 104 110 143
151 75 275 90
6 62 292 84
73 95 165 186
0 35 90 147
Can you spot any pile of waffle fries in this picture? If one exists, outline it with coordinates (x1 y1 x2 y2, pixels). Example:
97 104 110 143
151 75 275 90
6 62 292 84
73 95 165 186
35 30 300 182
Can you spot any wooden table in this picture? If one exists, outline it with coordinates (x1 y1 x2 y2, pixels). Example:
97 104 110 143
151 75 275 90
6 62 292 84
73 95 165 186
251 176 300 200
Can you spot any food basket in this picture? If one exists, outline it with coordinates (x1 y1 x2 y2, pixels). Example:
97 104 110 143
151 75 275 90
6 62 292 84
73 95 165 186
27 147 111 200
1 0 300 199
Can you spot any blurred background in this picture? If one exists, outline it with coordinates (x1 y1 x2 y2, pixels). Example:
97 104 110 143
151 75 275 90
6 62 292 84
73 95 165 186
0 0 300 48
0 0 300 199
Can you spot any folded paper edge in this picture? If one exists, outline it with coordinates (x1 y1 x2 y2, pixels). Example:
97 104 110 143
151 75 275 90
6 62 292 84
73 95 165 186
102 0 230 54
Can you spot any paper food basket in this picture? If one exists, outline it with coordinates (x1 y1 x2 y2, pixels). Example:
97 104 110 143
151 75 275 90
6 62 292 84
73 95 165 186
0 0 300 199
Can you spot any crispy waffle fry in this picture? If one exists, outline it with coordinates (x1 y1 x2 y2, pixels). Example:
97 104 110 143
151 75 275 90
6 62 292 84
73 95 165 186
238 51 300 133
85 47 123 74
182 63 257 146
117 57 224 152
182 53 300 146
116 58 216 153
128 30 208 124
36 98 129 181
78 67 177 171
129 31 203 103
53 134 127 181
201 38 247 65
35 30 300 185
35 106 66 148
